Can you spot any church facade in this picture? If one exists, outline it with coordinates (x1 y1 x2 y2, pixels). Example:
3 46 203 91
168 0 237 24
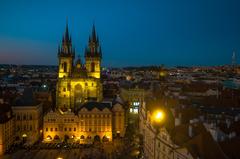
56 23 102 110
43 23 126 143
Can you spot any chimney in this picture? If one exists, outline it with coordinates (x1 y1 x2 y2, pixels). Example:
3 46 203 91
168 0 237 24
175 113 182 126
0 98 3 104
235 115 239 122
226 119 231 128
189 125 193 137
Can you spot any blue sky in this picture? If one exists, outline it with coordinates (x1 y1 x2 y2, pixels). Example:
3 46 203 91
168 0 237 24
0 0 239 67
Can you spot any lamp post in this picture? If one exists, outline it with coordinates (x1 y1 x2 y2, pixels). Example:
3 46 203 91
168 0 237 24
152 109 165 159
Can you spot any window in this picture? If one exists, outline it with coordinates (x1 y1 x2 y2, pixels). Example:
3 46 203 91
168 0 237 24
46 128 48 131
55 128 58 131
74 128 76 131
65 128 67 131
29 115 32 120
91 62 95 72
63 62 67 72
50 128 53 131
69 128 71 131
29 125 32 131
63 88 66 92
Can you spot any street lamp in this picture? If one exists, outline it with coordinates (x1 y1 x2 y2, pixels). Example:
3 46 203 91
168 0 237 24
152 109 166 159
152 110 165 123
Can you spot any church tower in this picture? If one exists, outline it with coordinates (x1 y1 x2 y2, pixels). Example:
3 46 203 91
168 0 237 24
56 22 103 111
56 22 75 110
85 24 102 79
58 22 75 78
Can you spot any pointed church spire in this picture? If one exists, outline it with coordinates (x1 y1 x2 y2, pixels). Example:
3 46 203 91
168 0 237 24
92 23 97 42
99 46 102 58
58 19 74 57
64 19 70 42
85 24 102 59
58 45 60 53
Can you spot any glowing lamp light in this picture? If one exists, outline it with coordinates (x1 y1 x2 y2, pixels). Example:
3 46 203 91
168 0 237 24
153 110 165 123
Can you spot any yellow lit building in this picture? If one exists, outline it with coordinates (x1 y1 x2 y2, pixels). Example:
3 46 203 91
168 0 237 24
12 88 43 145
120 87 150 114
44 102 125 143
43 23 126 143
0 103 14 156
56 24 102 110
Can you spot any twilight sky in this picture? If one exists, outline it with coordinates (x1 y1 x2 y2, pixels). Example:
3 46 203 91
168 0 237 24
0 0 240 67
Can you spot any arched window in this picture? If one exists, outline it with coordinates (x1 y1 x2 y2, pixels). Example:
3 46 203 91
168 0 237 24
54 135 60 140
80 135 85 139
63 62 67 72
47 135 52 140
91 62 95 72
87 136 92 139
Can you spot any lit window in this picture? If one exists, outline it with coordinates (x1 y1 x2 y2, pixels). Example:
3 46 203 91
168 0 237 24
133 108 138 114
130 108 133 112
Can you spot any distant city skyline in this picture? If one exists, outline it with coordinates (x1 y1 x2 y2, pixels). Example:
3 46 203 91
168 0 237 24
0 0 240 67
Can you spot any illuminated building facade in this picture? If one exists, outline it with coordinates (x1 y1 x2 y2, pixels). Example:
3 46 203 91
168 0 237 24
56 23 102 110
44 102 125 143
120 87 148 114
12 88 43 145
43 23 126 143
0 104 14 156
